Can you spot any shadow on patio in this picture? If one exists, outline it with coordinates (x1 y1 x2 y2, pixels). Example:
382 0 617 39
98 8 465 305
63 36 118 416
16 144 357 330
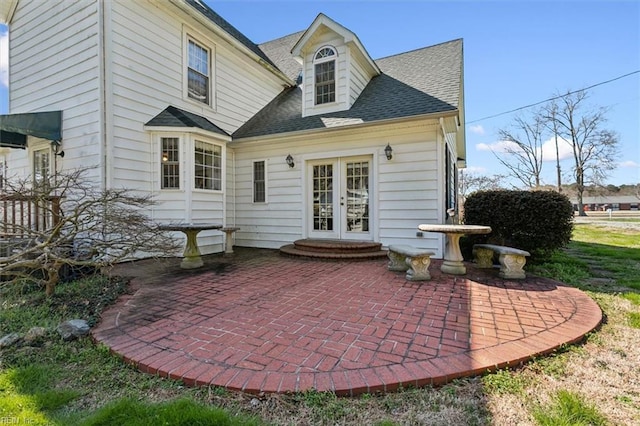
92 247 602 396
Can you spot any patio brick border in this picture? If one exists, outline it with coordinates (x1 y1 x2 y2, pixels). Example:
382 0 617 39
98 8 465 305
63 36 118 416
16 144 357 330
93 249 602 395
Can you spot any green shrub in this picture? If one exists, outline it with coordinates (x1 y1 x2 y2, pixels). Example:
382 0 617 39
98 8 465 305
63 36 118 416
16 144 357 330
462 190 574 260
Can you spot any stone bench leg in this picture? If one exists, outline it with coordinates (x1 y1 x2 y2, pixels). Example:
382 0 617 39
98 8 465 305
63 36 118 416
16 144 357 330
498 254 527 279
474 247 494 269
222 228 239 254
388 251 409 271
405 255 432 281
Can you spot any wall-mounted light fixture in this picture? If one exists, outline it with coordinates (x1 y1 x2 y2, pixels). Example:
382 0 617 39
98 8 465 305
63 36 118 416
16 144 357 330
384 143 393 160
286 154 295 168
162 152 169 162
52 140 65 157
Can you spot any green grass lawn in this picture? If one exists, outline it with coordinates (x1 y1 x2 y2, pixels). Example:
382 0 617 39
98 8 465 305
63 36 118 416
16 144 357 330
2 222 639 425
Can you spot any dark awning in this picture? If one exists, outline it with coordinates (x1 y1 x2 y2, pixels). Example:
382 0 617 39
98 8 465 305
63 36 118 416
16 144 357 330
0 111 62 149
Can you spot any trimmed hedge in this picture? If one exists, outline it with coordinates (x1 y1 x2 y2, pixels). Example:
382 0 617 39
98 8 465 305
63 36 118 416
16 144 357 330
462 190 574 260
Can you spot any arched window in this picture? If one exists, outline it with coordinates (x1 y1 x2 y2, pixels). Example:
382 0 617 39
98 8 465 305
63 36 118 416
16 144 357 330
314 46 336 105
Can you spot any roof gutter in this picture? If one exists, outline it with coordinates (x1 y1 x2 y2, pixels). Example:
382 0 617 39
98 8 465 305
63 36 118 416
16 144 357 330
233 109 459 146
170 0 294 87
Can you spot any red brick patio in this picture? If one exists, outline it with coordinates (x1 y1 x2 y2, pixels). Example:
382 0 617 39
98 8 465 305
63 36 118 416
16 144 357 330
92 248 602 396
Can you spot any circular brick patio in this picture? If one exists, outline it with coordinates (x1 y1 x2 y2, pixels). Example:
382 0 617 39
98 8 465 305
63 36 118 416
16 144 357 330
93 249 602 395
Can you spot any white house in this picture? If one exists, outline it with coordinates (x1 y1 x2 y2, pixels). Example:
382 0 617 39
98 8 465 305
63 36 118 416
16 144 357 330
0 0 465 258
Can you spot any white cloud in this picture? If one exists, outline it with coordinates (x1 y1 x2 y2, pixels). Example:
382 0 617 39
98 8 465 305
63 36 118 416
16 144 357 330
540 136 573 162
0 29 7 88
462 166 487 174
620 160 639 168
476 140 520 153
469 125 485 135
477 137 573 163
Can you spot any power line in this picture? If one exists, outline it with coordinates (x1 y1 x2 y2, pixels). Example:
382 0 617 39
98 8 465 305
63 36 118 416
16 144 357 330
466 70 640 125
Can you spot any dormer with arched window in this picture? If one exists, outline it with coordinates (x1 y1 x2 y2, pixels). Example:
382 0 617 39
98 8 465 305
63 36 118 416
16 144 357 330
292 14 380 117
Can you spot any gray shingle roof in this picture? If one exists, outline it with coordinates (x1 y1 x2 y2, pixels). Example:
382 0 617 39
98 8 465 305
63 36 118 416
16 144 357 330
145 105 229 136
258 31 305 81
234 39 463 139
184 0 278 69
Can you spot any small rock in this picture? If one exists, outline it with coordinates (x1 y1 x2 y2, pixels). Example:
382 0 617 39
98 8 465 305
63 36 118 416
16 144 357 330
250 398 261 408
0 333 21 348
24 327 47 343
57 319 90 341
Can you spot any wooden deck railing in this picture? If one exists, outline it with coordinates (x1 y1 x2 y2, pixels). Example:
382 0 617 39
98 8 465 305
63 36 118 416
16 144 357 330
0 194 62 238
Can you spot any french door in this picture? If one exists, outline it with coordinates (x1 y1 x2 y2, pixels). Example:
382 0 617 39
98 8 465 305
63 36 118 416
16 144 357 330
308 156 372 240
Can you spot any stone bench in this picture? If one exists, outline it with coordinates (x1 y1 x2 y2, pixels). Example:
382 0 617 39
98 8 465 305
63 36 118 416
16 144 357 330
473 244 530 279
388 245 435 281
221 227 240 254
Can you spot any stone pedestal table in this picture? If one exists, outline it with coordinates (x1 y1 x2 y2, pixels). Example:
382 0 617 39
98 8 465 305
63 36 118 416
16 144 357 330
158 223 223 269
417 224 492 275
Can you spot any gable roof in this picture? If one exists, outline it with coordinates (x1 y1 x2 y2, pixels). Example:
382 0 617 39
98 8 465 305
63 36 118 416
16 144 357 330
234 39 463 139
145 105 229 136
291 14 380 76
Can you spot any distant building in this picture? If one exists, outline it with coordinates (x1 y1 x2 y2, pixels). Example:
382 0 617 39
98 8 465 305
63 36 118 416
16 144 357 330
572 195 639 211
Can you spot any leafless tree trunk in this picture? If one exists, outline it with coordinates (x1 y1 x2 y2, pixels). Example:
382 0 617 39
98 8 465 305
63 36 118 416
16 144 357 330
543 102 563 192
550 90 619 216
494 112 547 189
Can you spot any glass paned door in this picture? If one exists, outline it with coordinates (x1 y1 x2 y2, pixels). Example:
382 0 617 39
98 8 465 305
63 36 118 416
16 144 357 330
344 160 369 234
308 157 372 240
312 163 335 236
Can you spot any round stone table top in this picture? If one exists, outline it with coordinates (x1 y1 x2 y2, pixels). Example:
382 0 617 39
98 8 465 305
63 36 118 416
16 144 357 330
158 223 223 232
418 224 492 235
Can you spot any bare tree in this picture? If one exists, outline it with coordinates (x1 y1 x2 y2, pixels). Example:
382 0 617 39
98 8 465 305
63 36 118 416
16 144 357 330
0 168 181 296
494 111 547 188
458 170 508 201
550 90 619 215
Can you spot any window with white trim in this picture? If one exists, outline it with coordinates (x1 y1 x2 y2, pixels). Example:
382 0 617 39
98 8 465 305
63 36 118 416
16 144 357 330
0 155 6 191
33 148 50 188
314 47 336 105
160 137 180 189
187 38 210 104
194 140 221 190
253 160 266 203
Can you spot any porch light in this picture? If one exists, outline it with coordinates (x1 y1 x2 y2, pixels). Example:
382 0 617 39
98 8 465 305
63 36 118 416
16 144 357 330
286 154 295 168
52 140 64 157
384 143 393 160
162 152 169 162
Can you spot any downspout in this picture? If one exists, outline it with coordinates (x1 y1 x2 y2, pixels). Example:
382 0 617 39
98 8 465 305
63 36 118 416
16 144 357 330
232 149 236 227
99 0 108 191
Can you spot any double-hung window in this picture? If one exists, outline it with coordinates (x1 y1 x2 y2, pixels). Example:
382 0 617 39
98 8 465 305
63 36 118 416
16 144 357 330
253 160 266 203
194 140 221 190
314 47 336 105
187 38 210 104
161 137 180 189
33 148 50 189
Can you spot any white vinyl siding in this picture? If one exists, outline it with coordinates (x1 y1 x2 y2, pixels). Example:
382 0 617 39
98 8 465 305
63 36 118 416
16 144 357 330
8 0 102 180
349 52 374 107
301 33 348 117
232 121 443 255
107 0 284 191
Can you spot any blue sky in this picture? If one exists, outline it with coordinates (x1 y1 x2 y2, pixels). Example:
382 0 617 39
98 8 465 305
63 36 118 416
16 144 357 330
1 1 638 185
